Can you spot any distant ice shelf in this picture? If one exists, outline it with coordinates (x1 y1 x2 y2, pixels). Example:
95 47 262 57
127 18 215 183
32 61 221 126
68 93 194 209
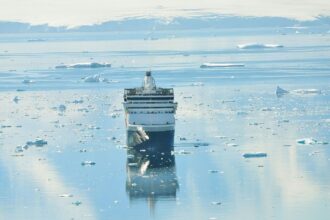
200 63 245 68
237 43 283 49
55 62 111 69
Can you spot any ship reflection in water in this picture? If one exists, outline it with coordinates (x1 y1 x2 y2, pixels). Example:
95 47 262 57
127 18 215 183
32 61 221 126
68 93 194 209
126 129 178 201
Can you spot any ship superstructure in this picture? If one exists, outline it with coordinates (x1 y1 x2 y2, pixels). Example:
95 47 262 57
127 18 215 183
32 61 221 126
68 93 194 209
123 71 177 132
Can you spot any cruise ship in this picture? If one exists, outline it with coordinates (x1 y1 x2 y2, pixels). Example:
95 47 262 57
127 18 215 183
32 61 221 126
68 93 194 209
123 71 177 153
124 71 178 210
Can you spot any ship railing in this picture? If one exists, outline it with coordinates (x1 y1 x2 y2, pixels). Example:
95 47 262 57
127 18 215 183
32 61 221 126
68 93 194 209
124 88 174 96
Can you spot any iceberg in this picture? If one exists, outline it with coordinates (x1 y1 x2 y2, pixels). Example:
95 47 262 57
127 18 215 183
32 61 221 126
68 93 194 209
237 43 283 49
55 62 111 69
200 63 245 68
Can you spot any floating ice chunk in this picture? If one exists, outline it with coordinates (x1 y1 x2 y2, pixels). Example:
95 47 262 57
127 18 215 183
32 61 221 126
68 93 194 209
13 96 20 103
83 74 108 83
72 99 83 104
276 86 289 97
72 201 82 206
128 162 138 167
237 111 248 116
191 82 204 86
172 150 192 155
15 146 24 153
26 139 48 147
243 152 267 158
55 62 111 69
276 86 320 97
59 194 73 198
227 143 238 147
211 201 222 205
81 161 96 166
261 107 273 112
140 160 150 175
296 138 319 145
83 74 102 83
200 63 245 68
58 104 66 112
27 39 46 42
237 43 283 49
208 170 223 174
22 79 35 84
292 89 321 95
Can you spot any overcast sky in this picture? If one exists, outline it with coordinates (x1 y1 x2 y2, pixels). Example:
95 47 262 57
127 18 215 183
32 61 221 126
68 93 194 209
1 0 330 26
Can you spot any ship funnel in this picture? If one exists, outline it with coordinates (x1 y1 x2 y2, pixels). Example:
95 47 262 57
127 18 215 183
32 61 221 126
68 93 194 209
143 71 156 91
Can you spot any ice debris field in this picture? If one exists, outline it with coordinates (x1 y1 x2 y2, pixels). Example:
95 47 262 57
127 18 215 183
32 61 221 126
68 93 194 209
0 28 330 220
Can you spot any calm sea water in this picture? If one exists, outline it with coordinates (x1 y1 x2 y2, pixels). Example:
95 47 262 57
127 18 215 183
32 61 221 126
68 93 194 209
0 28 330 220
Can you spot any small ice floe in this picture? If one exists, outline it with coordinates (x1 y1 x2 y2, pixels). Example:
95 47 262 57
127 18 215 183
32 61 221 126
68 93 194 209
172 150 192 155
55 62 111 69
296 138 328 145
72 201 82 206
200 63 245 68
211 201 222 205
59 193 73 198
296 138 317 145
81 161 96 166
27 39 46 42
13 96 20 103
292 89 321 95
26 139 48 147
237 111 248 116
243 152 267 158
15 146 24 153
237 43 283 49
22 79 35 84
140 160 150 175
260 107 273 112
227 143 238 147
191 82 204 86
58 104 66 112
276 86 321 97
208 170 223 174
127 162 138 167
276 86 289 97
110 113 120 118
72 99 83 104
83 74 108 83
